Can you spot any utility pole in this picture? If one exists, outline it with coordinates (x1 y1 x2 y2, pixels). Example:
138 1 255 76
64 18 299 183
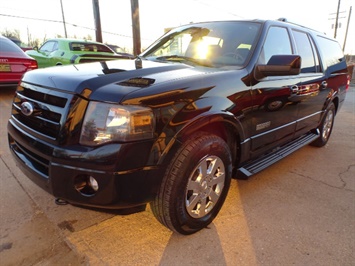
131 0 141 56
27 26 30 46
92 0 103 42
334 0 341 38
60 0 68 38
343 6 352 51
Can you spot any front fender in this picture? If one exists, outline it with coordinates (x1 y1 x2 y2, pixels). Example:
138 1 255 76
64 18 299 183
154 109 246 166
176 111 246 142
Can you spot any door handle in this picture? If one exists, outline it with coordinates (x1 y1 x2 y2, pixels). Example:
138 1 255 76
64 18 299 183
320 81 328 90
290 85 299 94
288 84 319 102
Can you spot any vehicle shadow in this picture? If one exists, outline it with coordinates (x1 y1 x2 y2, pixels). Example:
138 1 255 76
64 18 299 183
158 224 228 265
158 179 258 266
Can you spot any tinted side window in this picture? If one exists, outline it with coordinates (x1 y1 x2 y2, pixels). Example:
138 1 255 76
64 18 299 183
70 42 113 53
260 26 292 64
292 30 318 73
316 36 344 68
53 42 59 51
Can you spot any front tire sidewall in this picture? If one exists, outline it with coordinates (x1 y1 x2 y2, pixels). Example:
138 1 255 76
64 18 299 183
168 134 232 234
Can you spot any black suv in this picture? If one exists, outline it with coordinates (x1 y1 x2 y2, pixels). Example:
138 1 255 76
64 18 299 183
8 19 350 234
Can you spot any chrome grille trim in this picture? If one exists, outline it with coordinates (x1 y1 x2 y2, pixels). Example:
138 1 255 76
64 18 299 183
11 82 72 141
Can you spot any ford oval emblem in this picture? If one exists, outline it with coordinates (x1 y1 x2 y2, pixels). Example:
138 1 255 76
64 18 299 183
20 102 34 116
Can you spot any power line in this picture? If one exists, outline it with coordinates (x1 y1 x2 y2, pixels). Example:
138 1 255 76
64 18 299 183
1 13 65 24
0 13 133 39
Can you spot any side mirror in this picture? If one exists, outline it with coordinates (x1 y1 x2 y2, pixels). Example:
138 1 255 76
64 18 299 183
255 55 301 80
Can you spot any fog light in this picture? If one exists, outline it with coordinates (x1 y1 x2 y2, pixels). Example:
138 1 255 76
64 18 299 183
89 176 99 191
74 175 99 196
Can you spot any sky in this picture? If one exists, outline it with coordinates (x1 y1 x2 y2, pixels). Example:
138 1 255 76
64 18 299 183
0 0 354 54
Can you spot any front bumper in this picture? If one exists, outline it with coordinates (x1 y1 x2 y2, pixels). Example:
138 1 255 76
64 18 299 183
7 119 163 209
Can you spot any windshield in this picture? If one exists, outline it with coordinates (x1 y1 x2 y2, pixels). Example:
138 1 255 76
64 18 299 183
142 21 261 67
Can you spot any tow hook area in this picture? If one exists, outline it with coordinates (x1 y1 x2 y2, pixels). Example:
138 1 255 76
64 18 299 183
55 198 68 205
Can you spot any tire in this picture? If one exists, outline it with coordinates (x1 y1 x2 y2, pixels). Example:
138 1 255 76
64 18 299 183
150 133 232 235
311 102 335 147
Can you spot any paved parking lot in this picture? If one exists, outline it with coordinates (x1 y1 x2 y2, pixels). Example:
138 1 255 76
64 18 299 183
0 85 354 265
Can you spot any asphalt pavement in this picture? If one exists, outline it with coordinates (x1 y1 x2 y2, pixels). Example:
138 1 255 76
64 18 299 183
0 85 354 266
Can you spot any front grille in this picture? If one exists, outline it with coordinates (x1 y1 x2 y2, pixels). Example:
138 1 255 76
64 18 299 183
20 88 67 107
12 83 71 140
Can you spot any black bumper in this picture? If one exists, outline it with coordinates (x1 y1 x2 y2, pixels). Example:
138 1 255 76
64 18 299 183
7 119 164 209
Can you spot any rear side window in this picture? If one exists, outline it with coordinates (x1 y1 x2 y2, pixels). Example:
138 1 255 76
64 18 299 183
316 36 344 68
39 41 57 52
70 42 113 53
259 26 292 64
0 38 24 56
292 30 320 73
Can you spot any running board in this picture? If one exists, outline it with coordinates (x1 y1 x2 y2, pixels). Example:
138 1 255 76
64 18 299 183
237 132 319 179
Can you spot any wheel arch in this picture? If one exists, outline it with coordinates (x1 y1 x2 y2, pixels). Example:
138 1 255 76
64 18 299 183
320 92 340 123
174 113 245 170
332 96 339 115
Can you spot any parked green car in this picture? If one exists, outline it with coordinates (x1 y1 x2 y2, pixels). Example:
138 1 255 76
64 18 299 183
26 38 133 68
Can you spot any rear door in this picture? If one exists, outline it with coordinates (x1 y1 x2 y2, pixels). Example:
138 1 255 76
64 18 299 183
289 29 326 136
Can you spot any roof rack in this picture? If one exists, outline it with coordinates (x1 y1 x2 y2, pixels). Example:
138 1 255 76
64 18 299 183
276 17 324 34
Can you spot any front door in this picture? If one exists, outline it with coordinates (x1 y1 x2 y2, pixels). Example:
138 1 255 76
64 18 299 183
250 26 300 157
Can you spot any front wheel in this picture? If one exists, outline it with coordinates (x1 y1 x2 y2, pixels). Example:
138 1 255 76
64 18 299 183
311 102 336 147
150 133 232 235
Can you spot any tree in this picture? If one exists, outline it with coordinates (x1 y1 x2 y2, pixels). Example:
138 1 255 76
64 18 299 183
1 29 21 41
28 38 41 49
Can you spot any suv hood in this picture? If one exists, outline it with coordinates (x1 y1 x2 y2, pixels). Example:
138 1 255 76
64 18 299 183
22 59 219 102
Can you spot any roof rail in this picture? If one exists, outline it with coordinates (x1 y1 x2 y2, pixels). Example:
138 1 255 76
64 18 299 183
276 17 325 34
277 18 287 22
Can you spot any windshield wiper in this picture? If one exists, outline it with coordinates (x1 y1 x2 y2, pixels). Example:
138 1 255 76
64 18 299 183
155 55 212 67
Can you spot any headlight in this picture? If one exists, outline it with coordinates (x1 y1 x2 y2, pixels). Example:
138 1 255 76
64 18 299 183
80 102 155 146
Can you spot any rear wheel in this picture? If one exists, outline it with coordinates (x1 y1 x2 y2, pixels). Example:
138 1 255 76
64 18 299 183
150 133 232 235
311 102 335 147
